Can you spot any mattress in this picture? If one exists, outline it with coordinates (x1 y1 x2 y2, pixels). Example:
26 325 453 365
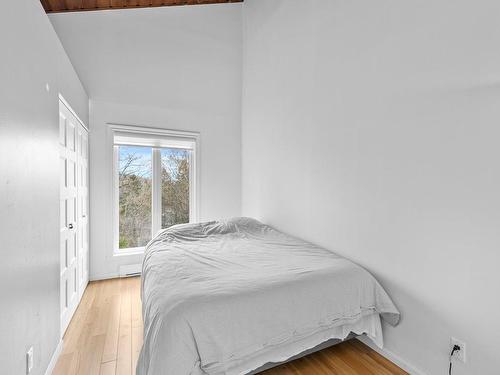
137 217 400 375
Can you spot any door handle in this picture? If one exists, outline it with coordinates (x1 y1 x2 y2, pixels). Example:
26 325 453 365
68 223 74 229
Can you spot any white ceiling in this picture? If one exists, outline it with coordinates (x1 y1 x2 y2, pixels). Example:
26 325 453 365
49 4 242 114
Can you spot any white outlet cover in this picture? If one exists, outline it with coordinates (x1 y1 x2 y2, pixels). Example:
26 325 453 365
26 346 34 374
451 337 466 363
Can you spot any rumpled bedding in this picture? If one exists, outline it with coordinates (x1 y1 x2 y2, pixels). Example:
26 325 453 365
137 217 400 375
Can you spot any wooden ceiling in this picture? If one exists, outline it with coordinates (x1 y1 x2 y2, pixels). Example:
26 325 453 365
40 0 243 13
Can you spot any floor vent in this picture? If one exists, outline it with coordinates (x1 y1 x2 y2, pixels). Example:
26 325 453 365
119 264 142 278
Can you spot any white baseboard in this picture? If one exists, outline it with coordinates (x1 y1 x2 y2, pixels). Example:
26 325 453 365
90 265 142 282
90 272 120 281
357 335 427 375
44 339 63 375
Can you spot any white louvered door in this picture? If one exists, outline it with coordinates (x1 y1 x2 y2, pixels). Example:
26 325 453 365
59 99 89 335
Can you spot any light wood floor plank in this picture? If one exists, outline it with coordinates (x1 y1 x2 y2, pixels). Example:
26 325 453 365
53 277 407 375
77 334 106 375
52 352 78 375
99 360 117 375
116 278 133 375
131 277 143 371
102 294 121 363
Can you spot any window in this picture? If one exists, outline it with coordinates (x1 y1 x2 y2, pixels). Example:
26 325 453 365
111 125 198 254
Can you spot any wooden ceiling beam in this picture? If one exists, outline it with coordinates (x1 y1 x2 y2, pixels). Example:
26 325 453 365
40 0 242 13
39 0 53 11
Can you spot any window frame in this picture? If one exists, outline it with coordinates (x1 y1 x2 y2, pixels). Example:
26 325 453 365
109 124 200 256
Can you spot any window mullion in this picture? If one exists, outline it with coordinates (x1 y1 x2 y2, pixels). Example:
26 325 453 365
113 145 119 252
152 148 162 237
188 149 195 223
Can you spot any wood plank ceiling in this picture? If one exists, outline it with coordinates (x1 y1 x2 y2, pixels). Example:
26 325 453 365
40 0 243 13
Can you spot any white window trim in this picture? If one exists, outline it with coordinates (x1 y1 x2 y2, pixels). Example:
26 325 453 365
108 123 200 256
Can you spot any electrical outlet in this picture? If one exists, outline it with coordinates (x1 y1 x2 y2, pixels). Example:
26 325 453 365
451 337 466 363
26 346 34 374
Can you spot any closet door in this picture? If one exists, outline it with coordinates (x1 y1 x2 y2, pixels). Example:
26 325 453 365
59 101 79 335
77 122 89 300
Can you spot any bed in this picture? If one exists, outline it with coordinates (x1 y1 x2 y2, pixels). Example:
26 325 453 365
137 217 400 375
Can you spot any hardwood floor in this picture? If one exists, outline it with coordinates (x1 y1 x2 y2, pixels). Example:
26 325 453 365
53 277 407 375
260 340 407 375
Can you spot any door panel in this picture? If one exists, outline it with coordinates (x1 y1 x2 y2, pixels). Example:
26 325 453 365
77 119 89 301
60 100 88 336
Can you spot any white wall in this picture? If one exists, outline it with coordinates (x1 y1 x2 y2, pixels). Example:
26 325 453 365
242 1 500 374
89 100 241 279
0 0 89 374
49 5 243 279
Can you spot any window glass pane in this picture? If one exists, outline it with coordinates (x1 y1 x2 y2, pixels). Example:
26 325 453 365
161 148 190 228
118 146 152 249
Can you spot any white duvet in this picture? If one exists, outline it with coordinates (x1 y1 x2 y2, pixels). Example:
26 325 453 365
137 217 400 375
